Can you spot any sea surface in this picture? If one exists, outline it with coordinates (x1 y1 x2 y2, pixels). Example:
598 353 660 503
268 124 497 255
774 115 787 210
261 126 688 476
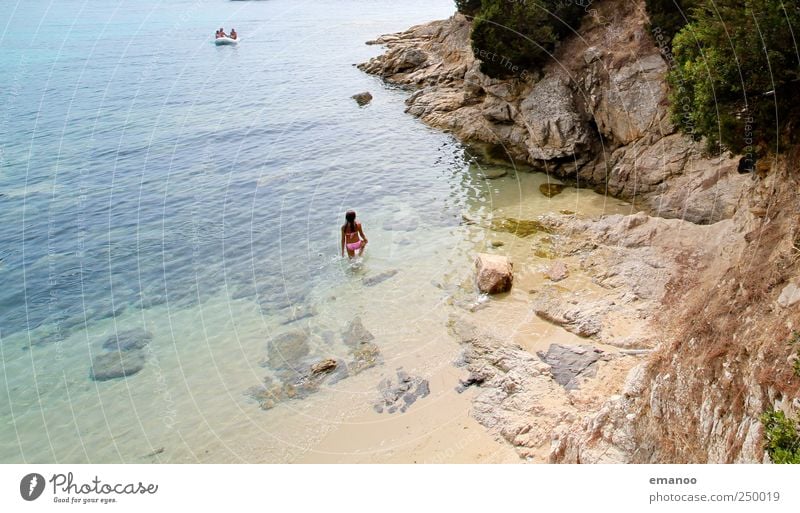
0 0 631 463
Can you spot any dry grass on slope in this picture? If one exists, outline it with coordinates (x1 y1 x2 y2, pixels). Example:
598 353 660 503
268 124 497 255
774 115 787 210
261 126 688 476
636 153 800 462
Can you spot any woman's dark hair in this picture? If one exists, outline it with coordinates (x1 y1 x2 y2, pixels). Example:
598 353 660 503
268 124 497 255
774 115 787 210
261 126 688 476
345 210 356 233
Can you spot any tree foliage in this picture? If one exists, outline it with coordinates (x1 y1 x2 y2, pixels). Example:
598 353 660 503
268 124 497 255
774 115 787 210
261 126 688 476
668 0 800 154
467 0 588 78
645 0 700 43
761 410 800 464
455 0 482 16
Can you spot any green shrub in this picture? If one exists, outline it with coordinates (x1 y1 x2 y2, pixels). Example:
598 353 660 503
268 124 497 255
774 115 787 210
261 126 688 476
645 0 699 43
761 410 800 464
668 0 800 155
469 0 588 78
455 0 482 16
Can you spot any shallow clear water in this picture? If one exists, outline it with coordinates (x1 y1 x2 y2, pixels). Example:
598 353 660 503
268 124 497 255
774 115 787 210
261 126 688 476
0 0 633 463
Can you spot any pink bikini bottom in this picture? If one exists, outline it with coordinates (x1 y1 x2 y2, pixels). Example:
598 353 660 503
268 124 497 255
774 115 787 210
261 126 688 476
346 241 363 251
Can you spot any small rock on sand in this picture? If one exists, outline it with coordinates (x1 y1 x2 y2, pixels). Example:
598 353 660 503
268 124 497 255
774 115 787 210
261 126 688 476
545 261 569 282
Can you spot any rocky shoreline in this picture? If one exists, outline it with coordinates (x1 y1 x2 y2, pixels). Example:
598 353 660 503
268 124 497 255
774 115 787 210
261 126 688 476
358 0 747 225
358 0 800 463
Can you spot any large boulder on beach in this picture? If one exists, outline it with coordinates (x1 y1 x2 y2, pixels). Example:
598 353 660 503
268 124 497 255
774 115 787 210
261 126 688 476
90 350 146 381
475 253 513 294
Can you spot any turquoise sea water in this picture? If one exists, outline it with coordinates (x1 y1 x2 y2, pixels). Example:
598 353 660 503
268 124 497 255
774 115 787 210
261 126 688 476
0 0 630 463
0 0 462 342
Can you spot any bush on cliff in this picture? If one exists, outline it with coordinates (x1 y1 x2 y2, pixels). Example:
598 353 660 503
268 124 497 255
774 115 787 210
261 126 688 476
761 410 800 464
644 0 699 43
668 0 800 155
468 0 588 78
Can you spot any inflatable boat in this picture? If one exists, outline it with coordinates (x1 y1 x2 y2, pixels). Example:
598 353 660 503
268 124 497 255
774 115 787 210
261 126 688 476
215 36 238 46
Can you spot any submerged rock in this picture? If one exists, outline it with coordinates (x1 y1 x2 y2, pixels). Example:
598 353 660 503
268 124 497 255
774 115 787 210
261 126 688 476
351 91 373 106
539 183 566 198
342 316 375 347
247 319 382 410
349 341 381 375
533 246 556 259
475 253 513 294
382 216 419 232
264 330 311 370
362 269 398 287
479 166 509 179
341 316 381 374
90 350 146 381
101 328 153 352
311 358 338 375
491 217 553 237
281 304 317 325
461 212 478 225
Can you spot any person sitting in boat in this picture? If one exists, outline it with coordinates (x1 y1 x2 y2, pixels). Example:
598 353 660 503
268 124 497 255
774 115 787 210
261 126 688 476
229 28 237 40
215 27 226 39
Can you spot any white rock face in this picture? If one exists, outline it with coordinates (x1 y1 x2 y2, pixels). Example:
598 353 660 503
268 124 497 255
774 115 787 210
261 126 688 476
519 76 590 161
778 282 800 308
590 53 669 145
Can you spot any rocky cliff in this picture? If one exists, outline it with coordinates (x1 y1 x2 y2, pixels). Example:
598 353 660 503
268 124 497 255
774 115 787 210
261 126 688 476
358 0 747 225
550 157 800 463
359 0 800 463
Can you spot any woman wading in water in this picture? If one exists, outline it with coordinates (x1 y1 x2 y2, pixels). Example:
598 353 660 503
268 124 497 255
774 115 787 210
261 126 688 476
341 210 368 258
